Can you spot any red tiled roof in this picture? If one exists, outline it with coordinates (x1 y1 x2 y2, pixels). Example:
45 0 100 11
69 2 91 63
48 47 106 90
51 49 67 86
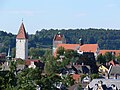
54 34 63 41
54 44 98 56
57 44 80 50
80 44 98 53
72 74 80 83
99 50 120 56
54 44 79 56
16 23 28 39
57 44 98 53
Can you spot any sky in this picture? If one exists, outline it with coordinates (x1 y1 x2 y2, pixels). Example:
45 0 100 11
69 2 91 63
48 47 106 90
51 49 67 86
0 0 120 34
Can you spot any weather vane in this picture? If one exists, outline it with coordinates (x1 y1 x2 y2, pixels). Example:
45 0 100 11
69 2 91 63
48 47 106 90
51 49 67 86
22 18 23 22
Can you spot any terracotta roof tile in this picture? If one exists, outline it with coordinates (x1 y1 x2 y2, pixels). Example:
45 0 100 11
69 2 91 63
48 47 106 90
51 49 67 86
57 44 80 50
80 44 98 53
99 50 120 56
57 44 97 52
72 74 80 83
16 23 28 39
54 34 63 41
54 44 98 56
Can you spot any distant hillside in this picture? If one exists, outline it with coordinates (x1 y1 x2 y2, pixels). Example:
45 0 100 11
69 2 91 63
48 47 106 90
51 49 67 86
0 31 16 53
1 28 120 53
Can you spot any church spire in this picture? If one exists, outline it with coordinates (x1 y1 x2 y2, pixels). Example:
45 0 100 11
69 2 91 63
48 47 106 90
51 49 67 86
16 22 28 39
7 45 11 60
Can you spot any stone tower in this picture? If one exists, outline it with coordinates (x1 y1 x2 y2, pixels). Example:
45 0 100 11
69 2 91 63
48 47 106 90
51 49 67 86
16 22 28 60
53 32 66 54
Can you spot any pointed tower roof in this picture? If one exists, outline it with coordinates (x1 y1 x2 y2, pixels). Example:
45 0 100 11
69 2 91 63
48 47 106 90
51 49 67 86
53 32 64 41
16 22 28 39
7 45 11 60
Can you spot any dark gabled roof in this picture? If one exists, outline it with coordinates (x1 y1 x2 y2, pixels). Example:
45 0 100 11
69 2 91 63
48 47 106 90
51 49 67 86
16 22 28 39
109 65 120 75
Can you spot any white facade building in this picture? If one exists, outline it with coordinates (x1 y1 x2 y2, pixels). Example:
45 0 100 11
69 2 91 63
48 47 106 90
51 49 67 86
16 22 28 60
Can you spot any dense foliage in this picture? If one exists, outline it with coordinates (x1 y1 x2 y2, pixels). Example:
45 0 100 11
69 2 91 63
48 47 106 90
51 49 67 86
1 28 120 53
0 51 75 90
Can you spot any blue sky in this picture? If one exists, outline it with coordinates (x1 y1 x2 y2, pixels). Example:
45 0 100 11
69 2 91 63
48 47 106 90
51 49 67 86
0 0 120 34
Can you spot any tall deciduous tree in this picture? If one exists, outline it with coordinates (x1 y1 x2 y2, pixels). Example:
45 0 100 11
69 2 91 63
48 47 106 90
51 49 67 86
97 54 106 64
57 46 65 56
104 52 115 62
17 68 41 90
44 55 56 75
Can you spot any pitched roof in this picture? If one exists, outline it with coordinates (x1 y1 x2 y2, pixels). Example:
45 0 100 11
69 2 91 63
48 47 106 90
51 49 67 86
56 44 98 53
54 44 98 57
53 33 64 41
99 50 120 56
80 44 98 53
109 65 120 75
16 22 28 39
57 44 80 50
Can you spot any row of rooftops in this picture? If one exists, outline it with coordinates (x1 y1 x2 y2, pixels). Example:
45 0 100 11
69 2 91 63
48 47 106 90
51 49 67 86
16 22 120 57
53 32 120 57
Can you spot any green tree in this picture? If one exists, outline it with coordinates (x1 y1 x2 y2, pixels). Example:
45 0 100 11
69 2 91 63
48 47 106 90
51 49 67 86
116 55 120 63
40 74 61 90
17 68 42 90
97 54 106 64
56 46 65 56
65 49 79 64
0 76 4 89
11 48 16 58
104 52 114 62
62 75 74 87
90 74 99 80
77 83 82 90
44 55 56 75
42 50 51 62
1 61 17 89
29 48 46 59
